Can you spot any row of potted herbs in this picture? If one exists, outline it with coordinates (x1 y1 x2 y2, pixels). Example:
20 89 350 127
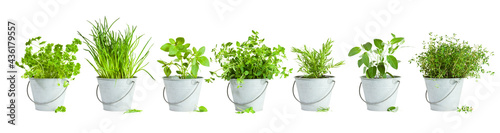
17 18 493 112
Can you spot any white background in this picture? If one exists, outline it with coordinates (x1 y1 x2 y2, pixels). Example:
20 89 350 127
1 0 500 133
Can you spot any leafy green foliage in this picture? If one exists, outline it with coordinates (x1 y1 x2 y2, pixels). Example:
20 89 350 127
410 33 494 78
348 33 404 79
158 37 210 81
55 106 66 113
195 106 208 112
123 109 142 114
78 17 154 79
211 30 292 85
316 107 330 112
387 106 398 112
16 37 81 87
291 39 344 78
457 105 473 113
235 107 255 114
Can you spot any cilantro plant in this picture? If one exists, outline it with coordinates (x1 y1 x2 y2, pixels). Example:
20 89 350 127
78 17 154 79
211 30 292 84
410 33 494 78
348 33 404 79
291 39 344 78
55 106 66 113
16 36 82 87
195 106 208 112
316 107 330 112
235 107 255 114
123 109 142 114
158 37 212 82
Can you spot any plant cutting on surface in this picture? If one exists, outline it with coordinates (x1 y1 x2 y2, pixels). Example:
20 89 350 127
78 17 154 79
16 36 82 87
158 37 211 81
212 30 292 112
316 107 330 112
291 39 344 78
235 107 255 114
159 37 210 112
457 106 473 113
55 106 66 113
123 109 142 114
78 17 154 111
195 106 208 112
410 33 494 79
410 33 494 111
211 30 292 84
387 106 398 112
348 33 404 78
16 36 82 111
349 33 405 111
291 39 343 111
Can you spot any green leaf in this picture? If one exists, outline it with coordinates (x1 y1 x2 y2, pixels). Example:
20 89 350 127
123 109 142 114
357 59 363 67
160 43 171 52
387 106 398 112
164 67 172 77
191 64 199 77
176 37 185 45
348 47 361 56
374 39 384 49
197 46 206 56
367 66 377 78
198 56 210 67
377 63 385 77
169 46 178 55
195 106 208 112
55 106 66 113
361 52 370 67
362 42 372 51
387 55 398 69
390 37 404 44
169 38 176 44
391 33 396 38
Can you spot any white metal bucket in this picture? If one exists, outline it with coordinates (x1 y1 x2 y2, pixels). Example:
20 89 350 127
424 78 464 111
96 77 136 111
292 76 335 111
27 78 68 111
227 79 268 111
163 76 203 112
359 76 401 111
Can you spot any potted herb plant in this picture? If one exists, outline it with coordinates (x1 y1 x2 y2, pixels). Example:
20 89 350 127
410 33 494 111
78 17 154 111
211 30 292 112
348 33 404 111
291 39 344 111
16 36 82 111
158 37 210 112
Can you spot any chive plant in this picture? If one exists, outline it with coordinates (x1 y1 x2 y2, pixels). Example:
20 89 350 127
78 17 154 79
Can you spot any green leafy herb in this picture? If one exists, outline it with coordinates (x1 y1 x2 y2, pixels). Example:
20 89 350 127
291 39 344 78
387 106 398 112
16 37 82 87
195 106 208 112
211 30 292 86
78 17 154 79
158 37 210 81
316 107 330 112
410 33 494 78
457 106 473 113
55 106 66 113
236 107 255 114
123 109 142 114
348 33 404 79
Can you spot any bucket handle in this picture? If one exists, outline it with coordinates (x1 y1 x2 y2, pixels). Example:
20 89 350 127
425 80 459 104
26 80 69 105
162 81 200 104
359 80 400 105
226 80 269 105
291 80 335 105
96 81 135 105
